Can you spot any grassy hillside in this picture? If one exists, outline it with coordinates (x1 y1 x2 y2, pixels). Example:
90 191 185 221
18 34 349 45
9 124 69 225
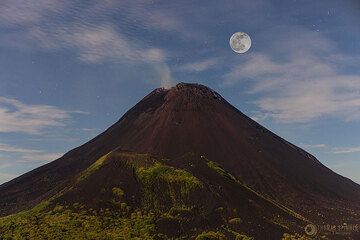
0 151 313 239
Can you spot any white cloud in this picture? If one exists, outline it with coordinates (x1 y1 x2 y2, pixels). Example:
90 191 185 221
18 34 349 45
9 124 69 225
0 173 18 184
23 22 172 89
302 144 327 149
82 128 98 132
0 143 42 153
176 58 218 72
224 29 360 123
125 4 183 32
0 1 191 90
20 152 63 162
0 143 63 162
325 159 360 184
0 142 63 184
0 0 67 27
0 162 12 169
0 97 83 134
255 74 360 123
0 1 171 67
119 1 204 40
250 111 272 122
68 25 166 64
28 24 167 64
332 146 360 154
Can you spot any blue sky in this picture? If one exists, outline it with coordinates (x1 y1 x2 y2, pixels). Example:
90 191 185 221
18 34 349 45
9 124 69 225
0 0 359 184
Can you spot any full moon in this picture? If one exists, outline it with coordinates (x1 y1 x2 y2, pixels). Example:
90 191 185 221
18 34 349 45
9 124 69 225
229 32 251 53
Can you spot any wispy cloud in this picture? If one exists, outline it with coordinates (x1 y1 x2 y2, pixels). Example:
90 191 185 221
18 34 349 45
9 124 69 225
302 144 327 149
67 24 166 64
0 0 67 27
0 143 62 184
0 143 42 153
0 173 18 184
297 143 360 155
175 58 218 72
20 152 63 162
0 97 84 134
82 128 98 132
28 24 167 64
0 0 175 91
325 159 360 184
0 143 63 162
224 28 360 123
332 146 360 154
123 2 183 32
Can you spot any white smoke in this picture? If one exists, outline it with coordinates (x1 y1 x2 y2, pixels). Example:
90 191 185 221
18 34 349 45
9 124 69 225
155 64 174 89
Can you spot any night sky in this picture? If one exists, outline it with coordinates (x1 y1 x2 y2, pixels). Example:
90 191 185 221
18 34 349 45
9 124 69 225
0 0 359 184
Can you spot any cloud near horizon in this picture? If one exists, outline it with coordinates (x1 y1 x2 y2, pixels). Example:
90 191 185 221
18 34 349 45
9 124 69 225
0 173 19 184
0 97 86 134
300 143 360 155
0 142 63 184
0 143 63 162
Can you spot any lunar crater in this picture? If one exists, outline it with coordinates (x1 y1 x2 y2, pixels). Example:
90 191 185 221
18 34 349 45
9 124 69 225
230 32 251 53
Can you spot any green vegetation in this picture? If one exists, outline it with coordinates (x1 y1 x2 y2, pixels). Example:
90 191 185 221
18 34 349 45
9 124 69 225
110 152 154 169
158 205 194 225
270 216 290 230
136 162 203 209
228 217 242 225
77 153 110 182
282 233 311 240
195 231 226 240
221 226 253 240
206 159 308 222
0 152 306 240
112 187 125 198
235 234 254 240
168 205 193 217
0 204 155 239
206 161 236 181
76 151 153 183
112 187 125 206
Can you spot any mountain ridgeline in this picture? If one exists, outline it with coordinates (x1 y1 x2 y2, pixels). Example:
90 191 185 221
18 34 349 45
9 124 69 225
0 83 359 239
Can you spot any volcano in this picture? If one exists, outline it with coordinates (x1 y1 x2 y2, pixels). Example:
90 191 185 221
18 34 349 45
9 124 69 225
1 83 359 239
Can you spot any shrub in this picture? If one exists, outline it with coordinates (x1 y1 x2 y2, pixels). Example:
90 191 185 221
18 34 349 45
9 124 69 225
206 161 236 181
282 233 311 240
235 234 253 240
112 187 125 198
136 162 203 208
228 217 242 225
0 204 155 239
195 231 226 240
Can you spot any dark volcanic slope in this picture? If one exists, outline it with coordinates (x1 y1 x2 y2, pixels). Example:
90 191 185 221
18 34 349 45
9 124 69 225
1 83 360 224
52 150 308 239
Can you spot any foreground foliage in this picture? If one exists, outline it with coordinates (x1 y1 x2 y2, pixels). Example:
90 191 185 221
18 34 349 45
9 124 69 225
0 203 155 240
0 152 311 239
281 233 312 240
136 162 203 209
